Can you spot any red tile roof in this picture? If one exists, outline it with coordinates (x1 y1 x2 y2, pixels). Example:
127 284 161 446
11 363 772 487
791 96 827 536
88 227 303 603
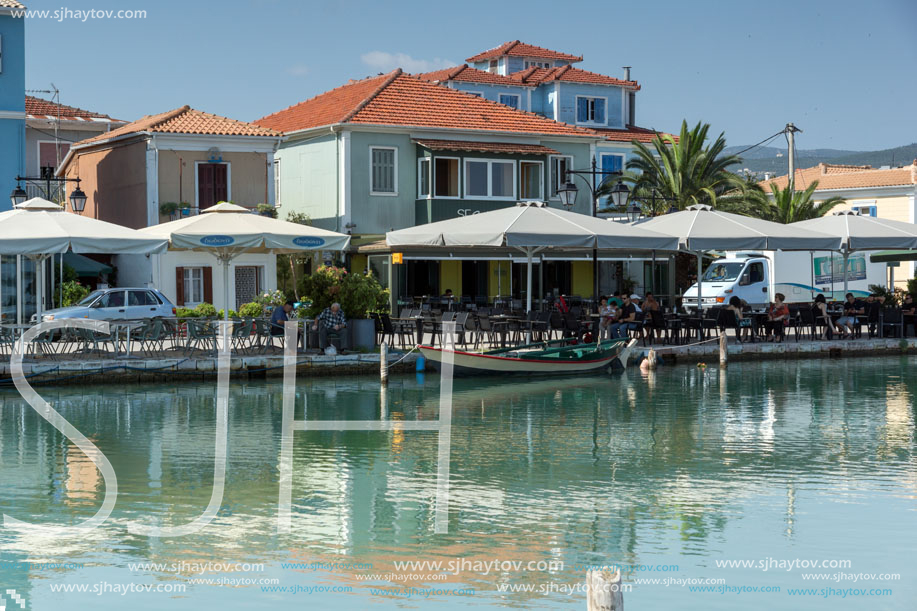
75 105 281 146
466 41 582 63
414 64 531 87
413 139 560 155
0 1 26 9
508 65 640 90
760 162 917 191
591 125 675 143
255 69 596 138
25 95 123 124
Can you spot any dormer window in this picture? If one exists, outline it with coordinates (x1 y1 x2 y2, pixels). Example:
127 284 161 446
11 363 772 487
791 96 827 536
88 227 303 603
576 96 606 125
524 60 550 69
488 59 498 73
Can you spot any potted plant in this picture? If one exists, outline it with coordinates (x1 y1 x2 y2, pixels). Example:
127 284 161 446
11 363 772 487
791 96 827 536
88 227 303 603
179 201 192 216
159 201 179 218
256 203 278 218
300 266 389 350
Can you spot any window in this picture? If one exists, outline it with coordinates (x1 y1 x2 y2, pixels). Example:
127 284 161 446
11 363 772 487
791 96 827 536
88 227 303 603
521 161 543 200
576 96 607 124
370 146 397 195
852 203 877 217
465 91 483 97
97 290 125 308
197 162 229 210
434 157 459 197
128 290 159 306
524 60 550 69
488 59 498 73
418 158 430 198
464 159 516 199
183 268 204 305
38 141 71 171
549 155 573 199
498 93 521 109
600 153 624 182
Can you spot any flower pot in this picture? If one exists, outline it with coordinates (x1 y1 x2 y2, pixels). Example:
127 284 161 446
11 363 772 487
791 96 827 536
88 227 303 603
350 318 376 350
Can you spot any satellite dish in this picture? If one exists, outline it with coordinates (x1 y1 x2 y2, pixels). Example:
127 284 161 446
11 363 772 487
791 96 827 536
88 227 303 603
207 147 222 162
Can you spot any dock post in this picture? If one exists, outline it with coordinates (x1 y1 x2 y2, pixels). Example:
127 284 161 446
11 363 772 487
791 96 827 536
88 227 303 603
719 331 728 367
380 342 389 385
586 568 623 611
646 348 657 370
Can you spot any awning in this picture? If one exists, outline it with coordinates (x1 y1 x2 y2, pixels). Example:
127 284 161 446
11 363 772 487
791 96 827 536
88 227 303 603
413 139 560 156
869 250 917 263
63 252 113 277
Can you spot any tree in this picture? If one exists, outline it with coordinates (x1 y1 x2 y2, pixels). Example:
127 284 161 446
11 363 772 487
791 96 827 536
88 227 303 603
277 211 313 299
598 120 751 213
758 181 844 224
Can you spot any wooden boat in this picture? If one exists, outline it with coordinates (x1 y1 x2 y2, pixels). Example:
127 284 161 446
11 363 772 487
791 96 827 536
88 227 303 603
418 338 637 376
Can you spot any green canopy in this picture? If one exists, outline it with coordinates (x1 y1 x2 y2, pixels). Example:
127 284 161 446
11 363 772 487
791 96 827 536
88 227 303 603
868 250 917 263
63 252 113 278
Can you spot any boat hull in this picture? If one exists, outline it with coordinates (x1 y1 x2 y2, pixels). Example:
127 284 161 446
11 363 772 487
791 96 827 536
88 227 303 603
419 340 635 376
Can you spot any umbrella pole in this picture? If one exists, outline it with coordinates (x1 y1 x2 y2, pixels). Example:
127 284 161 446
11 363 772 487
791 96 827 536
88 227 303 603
843 251 850 295
696 251 704 340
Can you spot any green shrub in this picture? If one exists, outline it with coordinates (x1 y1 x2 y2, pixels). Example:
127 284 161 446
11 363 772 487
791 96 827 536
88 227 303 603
908 276 917 297
216 309 239 319
239 302 265 318
300 266 389 319
56 280 90 307
193 302 217 317
175 307 197 318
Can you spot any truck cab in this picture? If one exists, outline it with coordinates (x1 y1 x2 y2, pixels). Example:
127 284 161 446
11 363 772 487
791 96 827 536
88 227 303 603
683 254 770 311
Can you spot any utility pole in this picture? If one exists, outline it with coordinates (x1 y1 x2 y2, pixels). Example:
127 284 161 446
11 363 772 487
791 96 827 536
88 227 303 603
785 123 801 192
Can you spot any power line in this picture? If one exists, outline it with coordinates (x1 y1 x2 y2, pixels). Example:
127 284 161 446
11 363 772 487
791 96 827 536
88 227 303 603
733 129 786 157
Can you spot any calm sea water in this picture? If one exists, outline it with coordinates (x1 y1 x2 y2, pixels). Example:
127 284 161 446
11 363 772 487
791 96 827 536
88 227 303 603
0 357 915 610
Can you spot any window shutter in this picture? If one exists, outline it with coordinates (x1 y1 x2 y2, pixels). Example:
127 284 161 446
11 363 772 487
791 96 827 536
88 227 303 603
214 164 228 203
594 99 605 124
203 267 213 304
175 267 185 305
577 98 589 122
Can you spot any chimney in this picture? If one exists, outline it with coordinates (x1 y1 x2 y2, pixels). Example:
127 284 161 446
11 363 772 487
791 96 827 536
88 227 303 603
622 66 631 81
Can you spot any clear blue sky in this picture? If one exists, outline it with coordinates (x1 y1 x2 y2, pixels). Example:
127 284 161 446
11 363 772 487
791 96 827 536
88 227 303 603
22 0 917 151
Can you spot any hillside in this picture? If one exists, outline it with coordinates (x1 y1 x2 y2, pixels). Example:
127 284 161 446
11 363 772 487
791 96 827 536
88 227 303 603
725 143 917 177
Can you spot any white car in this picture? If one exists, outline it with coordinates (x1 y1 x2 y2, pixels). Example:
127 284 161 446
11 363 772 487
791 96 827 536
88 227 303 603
33 288 176 322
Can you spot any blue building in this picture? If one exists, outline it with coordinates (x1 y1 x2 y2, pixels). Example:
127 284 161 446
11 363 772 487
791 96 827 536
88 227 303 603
418 40 673 208
0 1 26 211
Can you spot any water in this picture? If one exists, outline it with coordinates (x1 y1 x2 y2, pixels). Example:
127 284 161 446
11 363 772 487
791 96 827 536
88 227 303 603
0 357 915 610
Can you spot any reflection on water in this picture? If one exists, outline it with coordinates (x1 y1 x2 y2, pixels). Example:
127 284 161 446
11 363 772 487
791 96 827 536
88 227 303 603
0 357 916 610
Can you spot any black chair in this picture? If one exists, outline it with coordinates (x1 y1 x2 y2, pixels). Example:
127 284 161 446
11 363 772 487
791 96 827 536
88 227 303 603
866 302 882 338
473 314 497 349
797 307 817 341
370 312 384 346
881 307 903 338
718 309 746 343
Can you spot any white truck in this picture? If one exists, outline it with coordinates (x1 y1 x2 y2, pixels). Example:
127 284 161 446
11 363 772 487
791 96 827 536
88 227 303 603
682 250 888 310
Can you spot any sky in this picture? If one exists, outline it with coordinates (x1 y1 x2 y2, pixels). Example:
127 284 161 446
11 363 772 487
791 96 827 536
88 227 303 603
20 0 917 151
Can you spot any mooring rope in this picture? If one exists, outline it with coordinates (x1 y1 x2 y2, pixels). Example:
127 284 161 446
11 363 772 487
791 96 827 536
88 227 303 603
650 336 723 352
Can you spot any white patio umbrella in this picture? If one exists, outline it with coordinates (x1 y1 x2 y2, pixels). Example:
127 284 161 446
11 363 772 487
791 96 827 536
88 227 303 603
791 210 917 293
635 204 841 313
387 201 679 313
0 198 169 319
140 203 351 320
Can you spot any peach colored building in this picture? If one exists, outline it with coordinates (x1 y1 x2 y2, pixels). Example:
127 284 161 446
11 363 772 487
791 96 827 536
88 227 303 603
58 106 285 310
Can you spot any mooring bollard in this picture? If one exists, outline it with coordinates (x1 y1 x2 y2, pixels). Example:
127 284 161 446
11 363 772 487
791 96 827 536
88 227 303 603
380 342 389 385
646 348 657 370
586 568 623 611
719 331 728 367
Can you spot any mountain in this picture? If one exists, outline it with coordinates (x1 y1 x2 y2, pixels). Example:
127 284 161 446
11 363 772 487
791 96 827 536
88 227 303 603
724 143 917 177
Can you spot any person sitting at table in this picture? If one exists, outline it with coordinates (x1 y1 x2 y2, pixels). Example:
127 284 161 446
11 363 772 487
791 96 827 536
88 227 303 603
608 294 637 339
442 288 454 300
835 293 864 338
902 293 916 337
726 296 751 338
609 291 624 307
811 293 834 340
630 294 643 313
270 301 295 336
311 302 349 350
764 293 790 342
643 292 660 312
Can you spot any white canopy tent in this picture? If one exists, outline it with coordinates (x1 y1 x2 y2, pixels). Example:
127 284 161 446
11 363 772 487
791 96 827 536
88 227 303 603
140 203 351 320
387 201 679 313
0 198 169 320
791 210 917 293
634 204 842 314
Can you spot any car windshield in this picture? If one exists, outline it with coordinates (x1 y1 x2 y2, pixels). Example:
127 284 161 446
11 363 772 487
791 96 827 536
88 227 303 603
703 263 745 282
77 290 105 306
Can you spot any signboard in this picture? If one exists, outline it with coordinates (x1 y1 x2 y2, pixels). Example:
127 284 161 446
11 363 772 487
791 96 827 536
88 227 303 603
392 253 403 264
293 236 325 247
813 253 866 285
200 235 235 247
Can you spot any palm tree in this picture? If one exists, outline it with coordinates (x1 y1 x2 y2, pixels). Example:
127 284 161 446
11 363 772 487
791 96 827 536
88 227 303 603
759 181 844 223
598 120 751 213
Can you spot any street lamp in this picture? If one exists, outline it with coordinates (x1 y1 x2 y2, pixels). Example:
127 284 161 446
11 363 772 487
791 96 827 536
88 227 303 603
625 203 642 222
9 184 27 207
69 186 87 213
9 166 86 213
557 182 578 210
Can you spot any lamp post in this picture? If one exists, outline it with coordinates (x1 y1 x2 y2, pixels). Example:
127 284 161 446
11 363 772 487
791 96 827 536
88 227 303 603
10 166 87 213
555 158 629 307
